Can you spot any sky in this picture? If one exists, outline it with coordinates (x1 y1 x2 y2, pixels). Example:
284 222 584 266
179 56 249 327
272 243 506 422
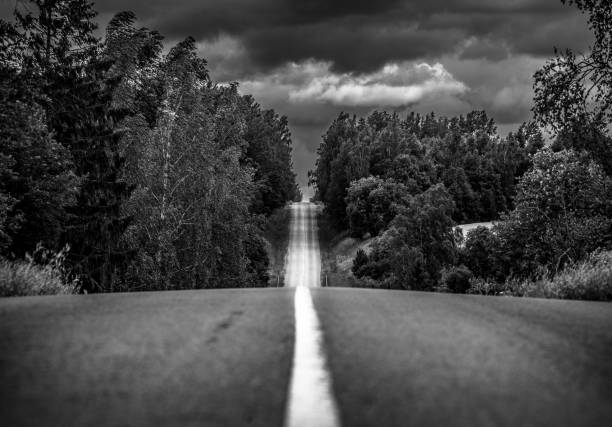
1 1 593 191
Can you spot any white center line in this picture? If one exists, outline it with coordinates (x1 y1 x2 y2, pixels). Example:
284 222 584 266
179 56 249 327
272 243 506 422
285 202 340 427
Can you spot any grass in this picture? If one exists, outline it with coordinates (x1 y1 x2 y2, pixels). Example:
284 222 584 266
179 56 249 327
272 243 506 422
0 245 78 297
468 250 612 301
524 251 612 301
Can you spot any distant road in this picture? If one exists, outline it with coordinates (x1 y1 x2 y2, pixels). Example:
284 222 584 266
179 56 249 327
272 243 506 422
1 203 612 427
284 202 340 427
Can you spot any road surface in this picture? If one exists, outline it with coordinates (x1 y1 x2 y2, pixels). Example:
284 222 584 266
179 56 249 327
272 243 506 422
1 202 612 426
284 202 339 427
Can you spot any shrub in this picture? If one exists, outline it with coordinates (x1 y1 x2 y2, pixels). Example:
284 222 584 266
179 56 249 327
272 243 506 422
0 245 78 297
439 265 473 293
493 149 612 278
467 251 612 301
466 277 523 296
524 251 612 301
352 249 369 276
468 277 502 295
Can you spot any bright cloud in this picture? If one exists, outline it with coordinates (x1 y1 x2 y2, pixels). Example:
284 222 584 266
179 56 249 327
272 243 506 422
287 61 467 107
238 60 468 109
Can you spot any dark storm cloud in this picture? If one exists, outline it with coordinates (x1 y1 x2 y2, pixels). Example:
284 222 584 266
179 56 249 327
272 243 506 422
2 1 590 73
86 0 590 74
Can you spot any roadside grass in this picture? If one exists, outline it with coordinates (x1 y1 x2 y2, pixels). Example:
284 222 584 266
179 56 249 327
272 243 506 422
264 206 292 287
468 250 612 301
0 245 78 297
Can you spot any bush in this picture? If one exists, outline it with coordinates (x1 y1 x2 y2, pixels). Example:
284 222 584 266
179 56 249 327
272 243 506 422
524 251 612 301
352 249 369 276
467 251 612 301
467 277 519 296
0 245 77 297
439 265 473 293
493 149 612 278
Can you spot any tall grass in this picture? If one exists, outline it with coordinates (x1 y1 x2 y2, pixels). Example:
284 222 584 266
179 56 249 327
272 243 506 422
0 245 78 297
468 250 612 301
526 251 612 301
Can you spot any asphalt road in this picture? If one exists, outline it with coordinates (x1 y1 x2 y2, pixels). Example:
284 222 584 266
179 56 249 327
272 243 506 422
0 289 295 427
1 202 611 426
313 288 612 427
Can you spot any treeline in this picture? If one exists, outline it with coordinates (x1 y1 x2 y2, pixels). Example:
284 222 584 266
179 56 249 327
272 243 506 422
310 1 612 298
0 1 298 293
311 108 612 294
311 110 541 290
312 110 542 231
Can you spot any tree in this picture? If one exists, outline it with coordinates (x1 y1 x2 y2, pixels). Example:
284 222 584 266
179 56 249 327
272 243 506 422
351 248 370 277
310 112 359 228
494 149 612 278
2 4 298 292
241 97 297 215
345 177 411 238
355 184 457 290
461 226 500 280
119 36 275 290
311 109 532 235
0 97 78 257
533 0 612 174
13 0 97 72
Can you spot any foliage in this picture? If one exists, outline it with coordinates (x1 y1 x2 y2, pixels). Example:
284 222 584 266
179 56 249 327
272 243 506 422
0 4 298 292
468 251 612 301
311 109 528 291
351 249 370 277
311 110 536 228
0 97 78 257
461 226 502 281
310 112 361 229
463 150 612 295
0 244 77 297
466 277 510 296
438 265 473 294
0 191 16 252
243 228 270 287
533 0 612 174
493 149 612 278
345 176 411 237
354 184 457 290
529 250 612 301
242 97 298 215
264 207 292 286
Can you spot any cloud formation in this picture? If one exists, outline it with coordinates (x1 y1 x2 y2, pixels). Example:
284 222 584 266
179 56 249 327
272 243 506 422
288 62 467 107
73 0 590 75
237 60 467 109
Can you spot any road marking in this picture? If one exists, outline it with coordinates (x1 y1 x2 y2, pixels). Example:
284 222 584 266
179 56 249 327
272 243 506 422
285 203 341 427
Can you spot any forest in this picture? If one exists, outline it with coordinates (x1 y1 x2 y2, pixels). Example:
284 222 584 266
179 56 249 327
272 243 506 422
311 0 612 300
0 1 299 294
